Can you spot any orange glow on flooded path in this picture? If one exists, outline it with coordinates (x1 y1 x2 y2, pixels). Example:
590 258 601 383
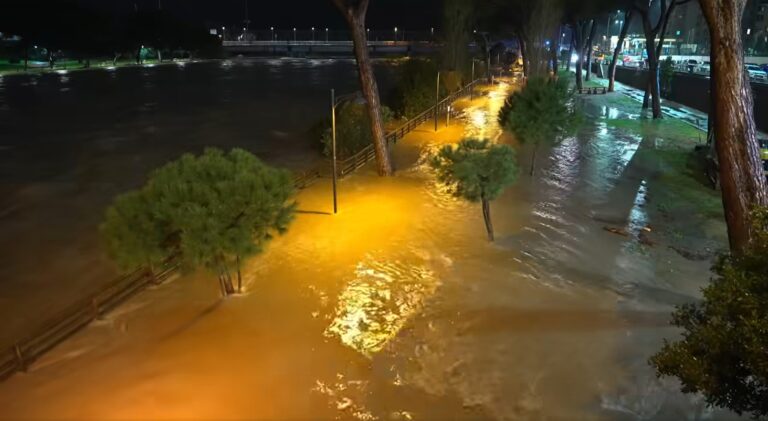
0 79 734 420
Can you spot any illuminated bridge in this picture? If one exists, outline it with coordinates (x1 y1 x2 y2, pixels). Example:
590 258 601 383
222 40 458 56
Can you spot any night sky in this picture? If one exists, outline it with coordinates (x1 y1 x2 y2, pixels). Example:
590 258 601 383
79 0 445 30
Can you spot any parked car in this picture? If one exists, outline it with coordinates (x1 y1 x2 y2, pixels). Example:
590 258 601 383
762 138 768 178
704 136 768 189
746 64 767 82
699 61 711 75
621 56 643 68
684 59 700 73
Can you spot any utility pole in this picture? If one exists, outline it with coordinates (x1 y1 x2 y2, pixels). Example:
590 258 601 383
330 89 339 214
434 72 440 132
244 0 251 36
471 60 475 100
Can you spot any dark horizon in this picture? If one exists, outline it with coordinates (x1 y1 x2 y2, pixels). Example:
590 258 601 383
77 0 444 31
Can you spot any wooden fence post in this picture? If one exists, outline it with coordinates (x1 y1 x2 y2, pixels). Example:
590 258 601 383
14 343 26 372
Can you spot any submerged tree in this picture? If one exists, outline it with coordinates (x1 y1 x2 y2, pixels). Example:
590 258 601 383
102 149 296 296
698 0 768 253
332 0 393 176
101 190 170 279
500 77 581 175
431 139 518 241
651 208 768 418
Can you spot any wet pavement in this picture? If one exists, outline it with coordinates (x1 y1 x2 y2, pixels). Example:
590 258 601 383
0 79 742 420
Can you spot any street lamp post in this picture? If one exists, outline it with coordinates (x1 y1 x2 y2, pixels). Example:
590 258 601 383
329 90 358 214
325 28 329 42
293 28 297 41
471 60 475 100
394 27 398 43
312 27 315 41
271 26 275 41
434 71 440 132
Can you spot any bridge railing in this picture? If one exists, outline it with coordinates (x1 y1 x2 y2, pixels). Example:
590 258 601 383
223 40 438 47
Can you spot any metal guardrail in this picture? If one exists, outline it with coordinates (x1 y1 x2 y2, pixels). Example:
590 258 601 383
0 78 482 382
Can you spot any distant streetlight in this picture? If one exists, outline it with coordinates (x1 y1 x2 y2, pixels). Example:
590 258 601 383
293 27 297 41
431 27 434 37
325 27 329 42
270 26 275 41
312 27 315 41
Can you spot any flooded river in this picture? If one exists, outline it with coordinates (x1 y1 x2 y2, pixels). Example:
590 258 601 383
0 63 740 420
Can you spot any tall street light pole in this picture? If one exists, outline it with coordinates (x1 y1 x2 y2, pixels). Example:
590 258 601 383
471 60 475 100
434 71 440 132
329 90 358 214
293 28 297 42
325 28 329 42
312 27 315 41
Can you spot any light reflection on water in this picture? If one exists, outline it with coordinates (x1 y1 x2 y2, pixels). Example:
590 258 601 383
325 258 439 357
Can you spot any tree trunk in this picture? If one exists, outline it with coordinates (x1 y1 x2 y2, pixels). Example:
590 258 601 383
334 0 393 176
236 255 242 294
608 11 633 92
641 13 663 119
219 270 235 296
699 0 768 253
519 37 528 78
136 47 141 64
530 142 539 176
481 198 494 241
551 25 560 78
23 46 28 72
584 21 596 81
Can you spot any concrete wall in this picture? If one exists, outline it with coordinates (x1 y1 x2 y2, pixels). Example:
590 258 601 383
614 66 768 133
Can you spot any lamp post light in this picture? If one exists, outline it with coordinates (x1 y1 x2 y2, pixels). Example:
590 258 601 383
431 27 434 38
434 71 440 132
293 27 297 41
329 89 358 214
394 26 398 42
270 26 274 41
325 27 329 42
312 27 315 41
471 60 475 100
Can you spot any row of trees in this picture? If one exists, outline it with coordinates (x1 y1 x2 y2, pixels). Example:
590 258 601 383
0 1 219 69
102 149 296 296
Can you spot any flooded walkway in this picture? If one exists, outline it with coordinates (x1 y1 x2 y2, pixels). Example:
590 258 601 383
0 81 741 420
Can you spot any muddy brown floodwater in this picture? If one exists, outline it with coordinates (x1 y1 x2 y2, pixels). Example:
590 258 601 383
0 76 743 420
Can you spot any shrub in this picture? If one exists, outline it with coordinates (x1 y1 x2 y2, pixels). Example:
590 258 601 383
499 77 581 174
320 101 393 158
430 139 518 241
389 58 447 118
650 208 768 418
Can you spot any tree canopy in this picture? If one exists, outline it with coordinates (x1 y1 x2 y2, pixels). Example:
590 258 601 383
101 148 296 295
431 139 518 240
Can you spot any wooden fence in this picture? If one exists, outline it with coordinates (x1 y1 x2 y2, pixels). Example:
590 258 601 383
335 78 482 178
0 78 483 382
0 260 178 380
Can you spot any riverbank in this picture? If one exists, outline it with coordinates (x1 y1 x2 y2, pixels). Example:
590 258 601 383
0 58 214 77
0 77 742 420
